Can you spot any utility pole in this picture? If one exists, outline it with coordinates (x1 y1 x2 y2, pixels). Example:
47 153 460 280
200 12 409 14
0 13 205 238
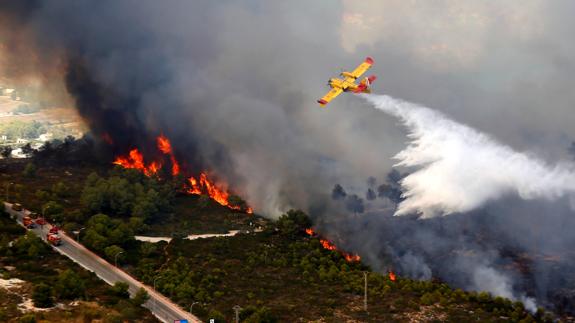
76 227 85 243
190 301 199 315
5 182 13 202
233 305 242 323
153 277 160 312
363 271 368 312
114 251 124 267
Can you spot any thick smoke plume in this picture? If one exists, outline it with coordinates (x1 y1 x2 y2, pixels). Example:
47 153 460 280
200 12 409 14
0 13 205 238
4 0 575 314
363 94 575 217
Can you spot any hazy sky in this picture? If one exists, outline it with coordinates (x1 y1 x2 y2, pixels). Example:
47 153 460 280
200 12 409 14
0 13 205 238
1 0 575 215
340 0 575 162
3 0 575 307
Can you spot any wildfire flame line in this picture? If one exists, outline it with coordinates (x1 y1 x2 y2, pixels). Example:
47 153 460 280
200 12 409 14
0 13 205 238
157 135 181 176
305 228 361 263
113 135 252 214
113 148 162 177
187 173 253 213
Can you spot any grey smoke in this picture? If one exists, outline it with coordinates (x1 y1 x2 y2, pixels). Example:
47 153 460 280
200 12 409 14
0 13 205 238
3 0 575 314
331 184 347 200
366 188 376 201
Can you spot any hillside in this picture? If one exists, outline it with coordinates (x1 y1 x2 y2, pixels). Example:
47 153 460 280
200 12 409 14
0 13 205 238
0 157 559 322
0 208 157 322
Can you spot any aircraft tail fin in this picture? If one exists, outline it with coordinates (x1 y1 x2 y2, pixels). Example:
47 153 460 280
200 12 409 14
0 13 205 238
353 75 377 93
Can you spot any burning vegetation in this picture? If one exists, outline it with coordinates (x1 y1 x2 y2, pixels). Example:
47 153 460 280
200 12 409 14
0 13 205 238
113 135 252 214
305 228 361 263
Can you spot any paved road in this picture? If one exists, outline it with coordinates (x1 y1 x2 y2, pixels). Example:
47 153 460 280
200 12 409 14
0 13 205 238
4 202 201 323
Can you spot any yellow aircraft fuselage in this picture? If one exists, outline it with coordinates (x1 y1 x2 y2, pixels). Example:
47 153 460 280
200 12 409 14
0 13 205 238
328 78 365 93
317 57 376 107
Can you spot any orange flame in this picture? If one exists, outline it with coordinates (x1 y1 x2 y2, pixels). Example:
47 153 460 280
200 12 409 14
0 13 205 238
200 173 229 206
113 148 161 176
186 173 253 213
306 228 360 263
170 155 180 175
345 254 361 262
188 177 202 194
157 135 180 175
389 271 397 281
320 239 338 251
113 135 253 214
157 135 172 154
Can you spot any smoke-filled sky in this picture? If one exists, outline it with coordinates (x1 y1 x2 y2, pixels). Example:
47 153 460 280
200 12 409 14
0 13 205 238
2 1 575 215
3 0 575 311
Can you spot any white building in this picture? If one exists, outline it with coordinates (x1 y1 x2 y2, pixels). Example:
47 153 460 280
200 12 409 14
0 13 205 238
10 148 28 158
2 88 15 96
38 133 53 142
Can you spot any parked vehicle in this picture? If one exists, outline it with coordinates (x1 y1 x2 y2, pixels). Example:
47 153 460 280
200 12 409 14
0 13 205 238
47 233 62 246
23 216 36 229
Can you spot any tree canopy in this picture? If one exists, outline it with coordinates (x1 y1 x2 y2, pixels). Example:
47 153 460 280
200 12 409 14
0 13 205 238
81 170 173 223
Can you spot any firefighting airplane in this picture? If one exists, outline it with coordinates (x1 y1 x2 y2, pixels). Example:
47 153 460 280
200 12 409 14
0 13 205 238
317 57 376 107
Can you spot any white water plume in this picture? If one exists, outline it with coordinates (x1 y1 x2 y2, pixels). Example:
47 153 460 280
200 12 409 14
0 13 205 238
362 94 575 218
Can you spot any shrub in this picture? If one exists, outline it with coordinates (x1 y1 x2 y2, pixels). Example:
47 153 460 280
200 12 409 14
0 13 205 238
22 163 37 178
32 283 54 308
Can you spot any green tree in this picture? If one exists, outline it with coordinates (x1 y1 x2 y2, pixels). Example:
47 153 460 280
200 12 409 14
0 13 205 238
108 223 134 246
243 306 277 323
18 314 36 323
132 288 149 306
108 282 130 299
42 201 64 223
207 309 226 323
83 214 135 252
128 216 147 233
54 269 85 300
13 232 48 258
22 162 36 178
52 182 70 198
32 283 54 308
118 300 139 320
0 146 12 158
139 241 158 257
276 209 312 237
82 228 108 252
35 189 52 201
104 245 125 263
80 171 173 220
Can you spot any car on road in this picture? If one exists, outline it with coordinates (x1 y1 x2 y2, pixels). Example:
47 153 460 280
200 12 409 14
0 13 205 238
47 233 62 246
23 216 36 229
